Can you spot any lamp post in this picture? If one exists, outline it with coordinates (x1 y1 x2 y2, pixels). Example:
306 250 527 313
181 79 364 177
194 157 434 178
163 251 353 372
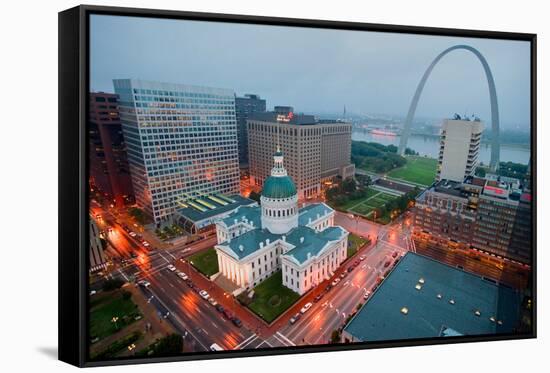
111 316 119 330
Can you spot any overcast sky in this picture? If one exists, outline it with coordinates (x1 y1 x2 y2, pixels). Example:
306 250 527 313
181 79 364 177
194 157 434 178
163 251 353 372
90 15 531 130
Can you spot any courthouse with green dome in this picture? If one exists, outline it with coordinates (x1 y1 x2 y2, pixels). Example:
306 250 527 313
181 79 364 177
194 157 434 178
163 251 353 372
214 149 349 295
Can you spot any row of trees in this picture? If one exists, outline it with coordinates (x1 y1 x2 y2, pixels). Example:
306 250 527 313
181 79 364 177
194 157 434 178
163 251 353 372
326 176 372 207
351 141 408 174
371 188 419 223
475 161 529 180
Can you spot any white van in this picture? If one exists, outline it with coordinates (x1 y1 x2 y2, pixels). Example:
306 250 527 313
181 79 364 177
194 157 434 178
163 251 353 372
210 343 224 351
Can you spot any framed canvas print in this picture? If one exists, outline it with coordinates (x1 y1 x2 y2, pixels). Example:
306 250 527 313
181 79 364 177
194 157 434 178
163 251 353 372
58 4 536 367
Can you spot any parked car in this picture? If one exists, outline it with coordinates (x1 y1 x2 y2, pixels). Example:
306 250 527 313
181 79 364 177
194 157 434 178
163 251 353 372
199 290 210 300
215 304 225 313
363 291 371 300
208 298 218 306
392 252 398 258
331 278 341 286
142 241 150 247
340 272 348 278
313 293 324 303
347 266 354 273
384 260 391 268
167 264 176 272
359 255 366 261
223 309 233 320
289 313 301 324
232 318 242 327
300 302 313 314
210 343 224 351
177 272 188 280
129 231 137 237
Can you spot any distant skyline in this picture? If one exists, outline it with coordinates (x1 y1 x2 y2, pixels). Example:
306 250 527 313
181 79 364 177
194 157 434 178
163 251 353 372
90 15 531 130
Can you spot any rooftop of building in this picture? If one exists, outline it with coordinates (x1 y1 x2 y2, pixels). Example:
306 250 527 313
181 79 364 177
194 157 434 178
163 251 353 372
343 252 522 342
298 203 334 226
248 110 346 126
220 204 261 229
218 228 281 260
284 226 346 264
419 175 530 204
248 111 317 125
175 194 257 223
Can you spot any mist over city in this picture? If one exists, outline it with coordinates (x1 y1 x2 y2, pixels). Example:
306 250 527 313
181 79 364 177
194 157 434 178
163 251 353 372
90 15 530 131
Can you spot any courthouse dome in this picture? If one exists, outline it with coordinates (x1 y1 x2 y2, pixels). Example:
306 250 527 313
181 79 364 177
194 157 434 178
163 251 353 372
262 175 297 199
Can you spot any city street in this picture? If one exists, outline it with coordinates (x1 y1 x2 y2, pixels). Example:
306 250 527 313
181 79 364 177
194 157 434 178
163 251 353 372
90 200 417 352
277 241 406 346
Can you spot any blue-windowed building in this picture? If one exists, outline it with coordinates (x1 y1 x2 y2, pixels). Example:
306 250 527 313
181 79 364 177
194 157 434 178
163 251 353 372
113 79 240 224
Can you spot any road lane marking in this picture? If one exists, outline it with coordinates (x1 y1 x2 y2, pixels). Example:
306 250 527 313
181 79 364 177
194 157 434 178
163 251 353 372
275 332 296 346
235 334 258 349
117 269 129 282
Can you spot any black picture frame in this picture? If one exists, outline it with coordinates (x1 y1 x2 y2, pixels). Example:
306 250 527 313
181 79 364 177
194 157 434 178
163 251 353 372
58 4 537 368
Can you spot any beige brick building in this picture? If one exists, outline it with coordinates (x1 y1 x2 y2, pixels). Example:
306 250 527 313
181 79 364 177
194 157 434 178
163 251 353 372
247 108 353 200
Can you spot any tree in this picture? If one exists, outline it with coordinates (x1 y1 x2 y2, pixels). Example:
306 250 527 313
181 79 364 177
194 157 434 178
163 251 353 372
149 334 184 356
330 330 341 344
475 167 487 177
102 278 125 292
342 178 357 193
249 191 261 202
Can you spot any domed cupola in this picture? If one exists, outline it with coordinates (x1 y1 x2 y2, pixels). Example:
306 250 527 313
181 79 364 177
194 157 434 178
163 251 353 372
261 148 299 234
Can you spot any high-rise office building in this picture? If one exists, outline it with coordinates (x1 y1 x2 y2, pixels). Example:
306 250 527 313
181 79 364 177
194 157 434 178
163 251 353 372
88 92 134 207
248 108 354 200
437 115 483 182
235 94 266 166
113 79 240 224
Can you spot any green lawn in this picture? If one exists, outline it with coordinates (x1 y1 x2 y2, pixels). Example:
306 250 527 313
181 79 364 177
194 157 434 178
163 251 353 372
337 188 380 211
243 271 300 323
347 233 369 257
90 291 141 341
386 156 438 186
347 191 397 217
188 248 219 277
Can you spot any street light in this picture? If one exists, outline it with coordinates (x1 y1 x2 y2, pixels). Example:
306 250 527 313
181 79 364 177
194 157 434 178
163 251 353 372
111 316 119 330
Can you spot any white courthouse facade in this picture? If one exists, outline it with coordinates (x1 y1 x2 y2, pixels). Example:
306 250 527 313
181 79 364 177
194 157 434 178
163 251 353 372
214 149 348 295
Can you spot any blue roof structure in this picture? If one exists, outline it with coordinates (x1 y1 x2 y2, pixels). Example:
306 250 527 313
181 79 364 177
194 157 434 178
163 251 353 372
262 175 297 199
219 229 280 260
298 203 333 226
175 194 256 223
343 253 522 342
285 226 346 264
220 205 261 228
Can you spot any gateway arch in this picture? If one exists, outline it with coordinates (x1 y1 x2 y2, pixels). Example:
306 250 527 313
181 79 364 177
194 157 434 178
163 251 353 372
398 45 500 170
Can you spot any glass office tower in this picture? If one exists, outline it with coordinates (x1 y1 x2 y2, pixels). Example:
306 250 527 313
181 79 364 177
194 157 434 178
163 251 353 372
113 79 240 224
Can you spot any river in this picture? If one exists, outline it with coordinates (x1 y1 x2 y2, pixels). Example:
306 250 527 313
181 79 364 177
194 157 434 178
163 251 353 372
352 131 531 166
